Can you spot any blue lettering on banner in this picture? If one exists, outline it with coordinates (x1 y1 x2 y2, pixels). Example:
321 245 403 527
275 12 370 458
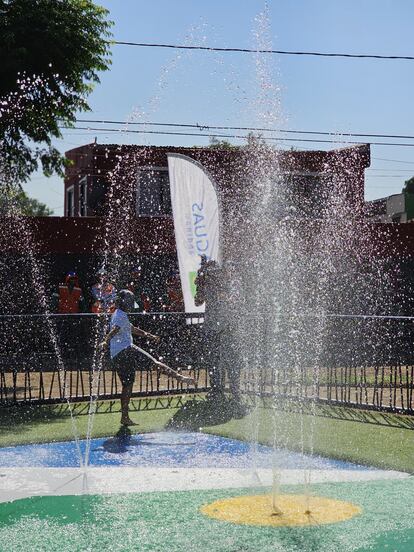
196 239 208 252
193 213 204 226
185 213 195 254
192 202 209 256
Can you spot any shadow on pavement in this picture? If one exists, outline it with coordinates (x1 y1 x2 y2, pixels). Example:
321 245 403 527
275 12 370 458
167 396 248 431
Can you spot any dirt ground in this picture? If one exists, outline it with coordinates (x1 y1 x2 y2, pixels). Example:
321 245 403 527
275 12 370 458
1 364 413 412
0 366 208 403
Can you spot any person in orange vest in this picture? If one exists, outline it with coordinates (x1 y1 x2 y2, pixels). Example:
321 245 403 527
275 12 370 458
55 272 84 314
125 267 152 312
163 271 184 312
91 269 117 313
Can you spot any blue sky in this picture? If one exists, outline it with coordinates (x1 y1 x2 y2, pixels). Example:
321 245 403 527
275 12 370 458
24 0 414 214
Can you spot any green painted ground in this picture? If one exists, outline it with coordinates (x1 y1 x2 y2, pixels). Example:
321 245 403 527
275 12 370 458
0 398 181 448
1 397 413 473
1 479 414 552
1 398 414 551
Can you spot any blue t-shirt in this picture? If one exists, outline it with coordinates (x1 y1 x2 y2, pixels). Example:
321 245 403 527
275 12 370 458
110 309 133 359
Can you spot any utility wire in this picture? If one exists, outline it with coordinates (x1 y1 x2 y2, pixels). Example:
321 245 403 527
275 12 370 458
60 126 414 148
373 157 414 165
367 168 414 172
62 168 408 179
62 125 360 143
74 118 414 141
113 41 414 61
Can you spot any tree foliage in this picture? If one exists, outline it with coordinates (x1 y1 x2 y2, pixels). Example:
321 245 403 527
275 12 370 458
0 188 53 216
208 136 237 150
403 176 414 194
0 0 113 186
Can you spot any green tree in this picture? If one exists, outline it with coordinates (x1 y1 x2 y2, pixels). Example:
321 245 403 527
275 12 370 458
0 189 53 216
0 0 112 187
403 176 414 194
208 136 237 149
245 132 267 148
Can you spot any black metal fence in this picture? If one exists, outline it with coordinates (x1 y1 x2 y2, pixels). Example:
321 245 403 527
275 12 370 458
1 313 414 414
237 315 414 414
0 312 207 405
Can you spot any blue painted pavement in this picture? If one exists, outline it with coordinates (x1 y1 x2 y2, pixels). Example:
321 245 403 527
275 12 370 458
0 432 374 470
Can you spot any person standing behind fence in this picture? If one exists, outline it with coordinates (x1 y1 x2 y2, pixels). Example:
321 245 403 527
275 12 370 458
125 267 152 312
163 270 184 312
195 257 243 410
53 272 85 353
220 261 242 406
194 257 225 400
99 290 195 426
91 269 116 313
54 272 84 313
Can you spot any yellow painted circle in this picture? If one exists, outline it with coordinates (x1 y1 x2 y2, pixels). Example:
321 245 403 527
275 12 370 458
200 494 361 527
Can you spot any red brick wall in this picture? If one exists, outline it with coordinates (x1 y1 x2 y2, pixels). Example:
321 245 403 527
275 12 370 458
63 143 370 218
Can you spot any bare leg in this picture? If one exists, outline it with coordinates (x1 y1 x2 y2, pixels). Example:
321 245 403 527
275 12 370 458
153 361 196 385
120 384 135 425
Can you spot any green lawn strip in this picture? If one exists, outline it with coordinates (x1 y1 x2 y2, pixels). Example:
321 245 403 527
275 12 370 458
203 405 414 473
0 398 182 448
1 398 413 474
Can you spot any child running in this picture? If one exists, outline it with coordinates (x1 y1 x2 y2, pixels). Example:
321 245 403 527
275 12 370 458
100 289 195 425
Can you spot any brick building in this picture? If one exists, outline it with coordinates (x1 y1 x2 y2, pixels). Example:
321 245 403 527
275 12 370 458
63 142 370 219
366 192 414 223
11 142 414 315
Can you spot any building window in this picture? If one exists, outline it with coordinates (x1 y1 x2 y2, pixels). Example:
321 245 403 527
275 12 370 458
66 186 74 217
137 168 172 216
79 177 88 217
282 173 325 218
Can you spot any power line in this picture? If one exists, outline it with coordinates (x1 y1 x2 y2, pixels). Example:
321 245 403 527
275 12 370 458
60 126 414 148
62 125 361 144
62 168 407 178
365 184 406 187
113 41 414 62
367 168 414 173
373 157 414 165
74 118 414 141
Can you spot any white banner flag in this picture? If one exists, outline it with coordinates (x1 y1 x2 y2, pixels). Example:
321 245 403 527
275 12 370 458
168 153 220 313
